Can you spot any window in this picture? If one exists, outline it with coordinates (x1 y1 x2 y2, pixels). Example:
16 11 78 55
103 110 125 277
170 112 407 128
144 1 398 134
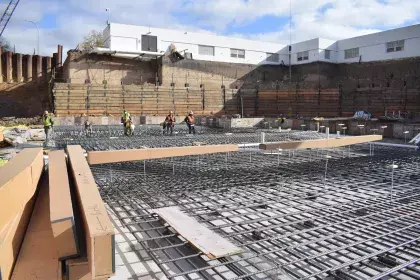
325 50 331 59
386 40 404 52
297 51 309 61
141 35 158 52
266 53 279 62
198 45 215 56
231 48 245 58
344 48 359 59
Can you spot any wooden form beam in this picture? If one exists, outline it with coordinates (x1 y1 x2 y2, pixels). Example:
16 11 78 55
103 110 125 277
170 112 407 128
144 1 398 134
11 178 61 280
0 148 43 280
49 150 79 260
65 258 91 280
67 145 115 279
87 144 239 165
0 196 36 280
0 148 43 232
154 207 243 259
259 135 382 150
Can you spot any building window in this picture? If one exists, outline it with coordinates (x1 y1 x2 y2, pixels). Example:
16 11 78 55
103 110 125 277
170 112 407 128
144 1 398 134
297 51 309 61
198 45 215 56
266 53 279 62
344 48 359 59
325 50 331 59
386 40 404 52
231 48 245 58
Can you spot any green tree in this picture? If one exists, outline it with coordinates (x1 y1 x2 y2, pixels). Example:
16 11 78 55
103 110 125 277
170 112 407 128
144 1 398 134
0 37 12 52
81 30 105 52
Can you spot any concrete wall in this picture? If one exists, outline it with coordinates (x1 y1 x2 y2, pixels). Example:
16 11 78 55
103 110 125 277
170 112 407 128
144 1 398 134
62 52 158 85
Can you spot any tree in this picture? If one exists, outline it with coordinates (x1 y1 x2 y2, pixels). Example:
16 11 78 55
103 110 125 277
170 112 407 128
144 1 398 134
81 30 105 52
0 37 12 52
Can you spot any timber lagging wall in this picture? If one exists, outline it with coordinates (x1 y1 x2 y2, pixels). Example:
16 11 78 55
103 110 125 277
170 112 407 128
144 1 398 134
53 83 238 116
56 53 420 118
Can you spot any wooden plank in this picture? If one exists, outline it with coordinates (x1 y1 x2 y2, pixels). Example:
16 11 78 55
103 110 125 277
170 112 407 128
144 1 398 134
11 178 61 280
88 144 239 165
67 145 115 279
65 258 91 280
0 148 43 232
260 135 383 150
49 150 79 260
153 206 242 259
0 196 36 280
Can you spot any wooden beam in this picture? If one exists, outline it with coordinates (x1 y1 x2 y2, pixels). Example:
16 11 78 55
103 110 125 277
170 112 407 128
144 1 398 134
49 150 79 260
0 196 36 280
67 145 115 279
154 207 243 259
11 178 62 280
87 144 239 165
0 148 43 231
259 135 382 150
65 258 91 280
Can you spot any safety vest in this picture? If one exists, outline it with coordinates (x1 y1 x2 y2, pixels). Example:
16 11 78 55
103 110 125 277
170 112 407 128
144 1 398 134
122 112 130 121
42 115 52 127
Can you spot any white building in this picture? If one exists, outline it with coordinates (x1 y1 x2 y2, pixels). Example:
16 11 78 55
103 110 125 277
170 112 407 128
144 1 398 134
99 23 420 65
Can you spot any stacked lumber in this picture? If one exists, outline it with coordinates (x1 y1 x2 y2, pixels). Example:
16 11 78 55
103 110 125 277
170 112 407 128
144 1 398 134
0 148 44 280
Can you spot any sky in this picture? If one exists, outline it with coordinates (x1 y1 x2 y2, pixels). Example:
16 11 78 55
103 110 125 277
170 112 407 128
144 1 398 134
1 0 420 56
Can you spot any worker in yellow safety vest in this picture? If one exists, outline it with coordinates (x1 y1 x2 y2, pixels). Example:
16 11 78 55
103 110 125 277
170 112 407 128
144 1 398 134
42 111 54 146
121 110 132 136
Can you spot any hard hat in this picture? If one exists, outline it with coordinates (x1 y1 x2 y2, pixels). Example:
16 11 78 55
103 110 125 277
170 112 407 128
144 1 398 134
190 111 194 114
44 111 48 115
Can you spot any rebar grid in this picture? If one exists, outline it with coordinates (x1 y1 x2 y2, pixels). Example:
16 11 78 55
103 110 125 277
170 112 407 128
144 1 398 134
85 136 420 280
52 125 326 151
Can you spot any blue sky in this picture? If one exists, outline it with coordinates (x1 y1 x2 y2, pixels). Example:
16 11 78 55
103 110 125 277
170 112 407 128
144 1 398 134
1 0 420 56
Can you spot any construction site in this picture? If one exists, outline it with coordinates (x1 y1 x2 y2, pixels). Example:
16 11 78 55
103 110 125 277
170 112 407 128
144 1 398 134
1 1 420 280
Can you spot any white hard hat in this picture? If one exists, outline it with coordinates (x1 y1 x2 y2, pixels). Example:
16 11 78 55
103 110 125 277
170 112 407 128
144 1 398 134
190 111 194 114
44 111 48 114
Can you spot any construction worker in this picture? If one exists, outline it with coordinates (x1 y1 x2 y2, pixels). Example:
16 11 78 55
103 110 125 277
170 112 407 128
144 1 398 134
185 111 196 134
42 111 54 146
84 120 93 136
125 119 134 136
121 110 132 136
164 111 175 135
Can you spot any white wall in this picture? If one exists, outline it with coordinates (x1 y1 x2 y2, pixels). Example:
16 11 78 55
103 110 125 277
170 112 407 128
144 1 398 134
107 23 284 65
104 23 420 66
337 24 420 63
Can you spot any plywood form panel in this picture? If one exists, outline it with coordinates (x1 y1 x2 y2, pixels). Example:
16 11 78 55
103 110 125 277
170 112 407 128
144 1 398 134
154 206 242 259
